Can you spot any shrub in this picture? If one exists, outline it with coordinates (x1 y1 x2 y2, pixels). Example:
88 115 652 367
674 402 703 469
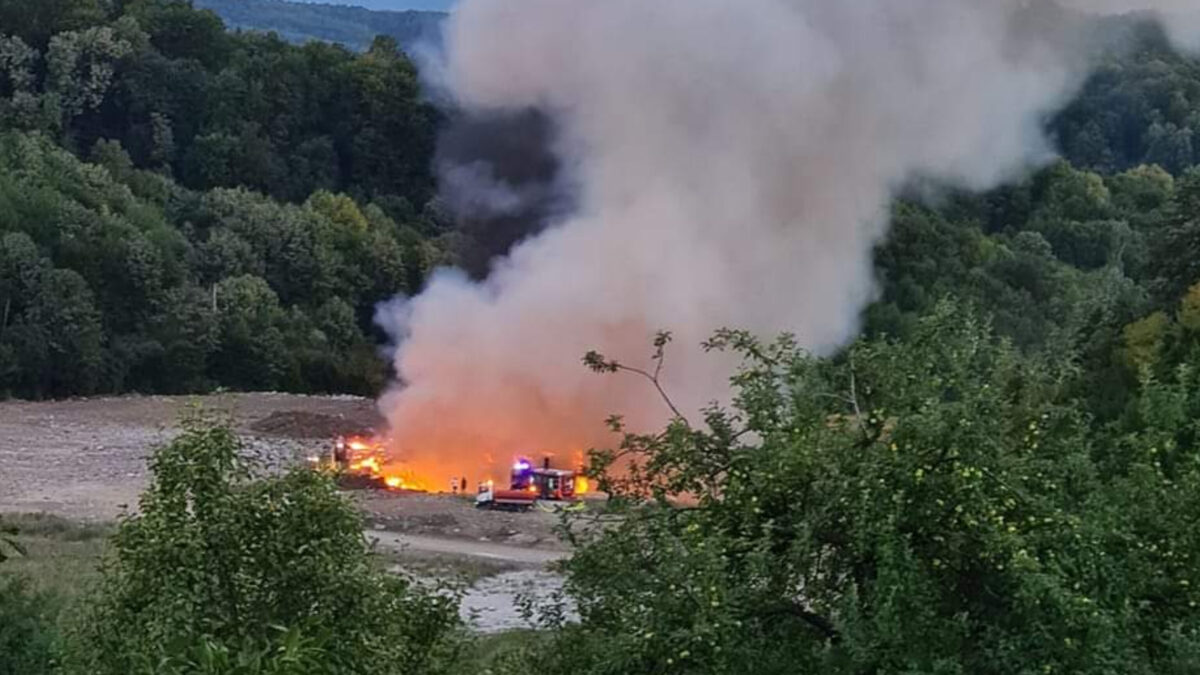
505 305 1200 674
0 576 56 675
62 416 461 674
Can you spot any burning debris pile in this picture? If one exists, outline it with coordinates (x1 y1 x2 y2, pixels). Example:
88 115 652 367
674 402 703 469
310 435 433 493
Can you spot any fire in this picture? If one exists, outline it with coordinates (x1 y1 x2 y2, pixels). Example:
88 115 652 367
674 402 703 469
321 433 595 499
350 457 380 473
380 468 432 493
322 434 435 493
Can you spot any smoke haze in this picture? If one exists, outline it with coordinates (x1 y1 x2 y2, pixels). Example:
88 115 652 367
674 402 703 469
379 0 1200 484
434 107 572 279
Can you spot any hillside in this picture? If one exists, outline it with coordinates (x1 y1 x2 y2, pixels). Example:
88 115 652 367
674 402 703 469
288 0 454 11
0 0 452 399
195 0 446 51
0 1 1196 421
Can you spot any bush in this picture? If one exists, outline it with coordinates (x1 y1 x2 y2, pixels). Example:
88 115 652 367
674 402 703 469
508 305 1200 674
0 576 56 675
62 416 462 674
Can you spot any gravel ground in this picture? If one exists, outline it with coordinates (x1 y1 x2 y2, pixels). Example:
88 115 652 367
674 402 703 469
0 393 570 549
460 570 576 633
357 492 567 551
0 393 580 633
0 393 379 520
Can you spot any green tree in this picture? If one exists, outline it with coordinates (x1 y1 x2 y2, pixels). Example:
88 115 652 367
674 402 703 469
1179 282 1200 333
0 0 106 48
510 304 1199 674
3 266 103 397
145 284 219 392
63 417 462 675
124 0 231 67
46 26 134 134
1123 311 1172 371
212 274 288 390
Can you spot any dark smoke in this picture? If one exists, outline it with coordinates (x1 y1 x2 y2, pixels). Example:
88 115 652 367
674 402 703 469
435 107 574 279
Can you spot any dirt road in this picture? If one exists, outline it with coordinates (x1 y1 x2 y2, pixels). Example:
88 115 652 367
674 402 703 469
369 530 573 633
367 529 566 565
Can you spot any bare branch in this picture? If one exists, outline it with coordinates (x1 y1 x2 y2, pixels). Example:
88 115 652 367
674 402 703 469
616 363 687 422
848 364 869 439
815 360 868 439
584 333 689 424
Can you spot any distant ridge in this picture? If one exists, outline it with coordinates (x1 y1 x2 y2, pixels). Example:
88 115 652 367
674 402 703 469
195 0 447 52
286 0 454 10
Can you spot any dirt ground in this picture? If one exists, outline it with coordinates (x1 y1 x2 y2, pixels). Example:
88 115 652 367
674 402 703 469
0 393 584 633
356 493 566 550
0 393 565 548
0 393 378 519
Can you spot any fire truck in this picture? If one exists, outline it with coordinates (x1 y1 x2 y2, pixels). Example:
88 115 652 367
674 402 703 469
475 456 584 511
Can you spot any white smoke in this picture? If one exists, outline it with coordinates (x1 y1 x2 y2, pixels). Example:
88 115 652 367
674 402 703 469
379 0 1200 482
1060 0 1200 48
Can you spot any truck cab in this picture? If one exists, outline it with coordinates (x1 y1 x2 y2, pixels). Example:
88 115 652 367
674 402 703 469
511 457 578 501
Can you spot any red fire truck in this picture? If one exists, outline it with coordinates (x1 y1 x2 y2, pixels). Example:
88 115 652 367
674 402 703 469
475 457 584 511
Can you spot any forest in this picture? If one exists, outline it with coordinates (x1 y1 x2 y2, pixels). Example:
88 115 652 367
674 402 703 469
0 0 452 398
0 2 1199 674
0 3 1198 405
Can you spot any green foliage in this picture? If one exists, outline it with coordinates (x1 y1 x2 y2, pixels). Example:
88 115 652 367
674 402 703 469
0 0 453 399
0 0 1193 405
0 515 21 563
1054 22 1200 174
0 577 56 675
1179 281 1200 332
0 516 54 675
62 417 462 675
505 304 1200 674
1151 168 1200 303
1123 310 1171 370
0 125 437 397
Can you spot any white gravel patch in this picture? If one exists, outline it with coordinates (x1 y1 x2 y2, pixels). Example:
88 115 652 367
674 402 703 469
460 570 578 633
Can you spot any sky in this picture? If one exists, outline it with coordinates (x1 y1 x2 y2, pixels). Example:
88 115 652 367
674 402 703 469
289 0 455 12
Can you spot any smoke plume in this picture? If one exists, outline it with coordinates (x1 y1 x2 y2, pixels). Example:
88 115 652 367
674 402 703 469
379 0 1200 484
434 107 572 279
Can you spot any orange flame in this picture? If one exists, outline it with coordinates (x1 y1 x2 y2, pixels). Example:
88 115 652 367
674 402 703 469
332 434 436 493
